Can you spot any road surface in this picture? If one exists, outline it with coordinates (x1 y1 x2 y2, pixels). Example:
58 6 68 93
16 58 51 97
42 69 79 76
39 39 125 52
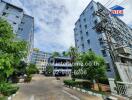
12 74 103 100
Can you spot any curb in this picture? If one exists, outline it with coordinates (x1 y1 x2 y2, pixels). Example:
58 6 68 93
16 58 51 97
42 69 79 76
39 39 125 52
67 86 105 98
7 92 17 100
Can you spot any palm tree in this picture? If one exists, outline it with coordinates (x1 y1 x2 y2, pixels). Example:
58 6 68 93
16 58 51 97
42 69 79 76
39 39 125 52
68 46 78 80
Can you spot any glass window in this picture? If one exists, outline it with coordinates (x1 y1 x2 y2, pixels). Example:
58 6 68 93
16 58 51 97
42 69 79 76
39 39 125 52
81 37 83 41
101 50 107 57
84 25 87 29
16 16 19 18
83 18 86 22
80 30 82 34
87 40 90 44
94 20 98 25
90 6 93 10
86 32 89 36
13 22 16 25
2 12 7 16
106 63 111 71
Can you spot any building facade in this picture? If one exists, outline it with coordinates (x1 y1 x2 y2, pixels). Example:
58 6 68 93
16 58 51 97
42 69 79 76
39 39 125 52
30 50 51 73
0 0 34 62
49 57 72 76
74 1 132 78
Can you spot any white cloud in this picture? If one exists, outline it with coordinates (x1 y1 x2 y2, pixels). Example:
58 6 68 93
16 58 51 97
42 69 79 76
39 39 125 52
4 0 132 52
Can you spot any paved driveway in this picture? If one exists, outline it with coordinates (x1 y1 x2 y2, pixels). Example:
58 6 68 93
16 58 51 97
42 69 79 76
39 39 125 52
12 74 103 100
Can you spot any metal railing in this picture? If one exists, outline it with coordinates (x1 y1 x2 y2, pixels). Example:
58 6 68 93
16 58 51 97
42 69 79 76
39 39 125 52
116 81 132 99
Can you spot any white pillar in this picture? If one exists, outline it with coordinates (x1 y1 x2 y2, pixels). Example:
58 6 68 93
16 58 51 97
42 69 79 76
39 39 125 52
108 78 117 95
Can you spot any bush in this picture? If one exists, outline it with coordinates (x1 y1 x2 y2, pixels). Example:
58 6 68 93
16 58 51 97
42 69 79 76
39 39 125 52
0 96 7 100
0 82 19 96
24 75 32 82
63 80 77 87
98 78 109 85
26 64 38 75
63 80 92 89
11 76 19 83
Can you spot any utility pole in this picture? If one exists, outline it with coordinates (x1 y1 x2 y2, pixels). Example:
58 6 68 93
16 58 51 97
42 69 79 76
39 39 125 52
93 3 123 80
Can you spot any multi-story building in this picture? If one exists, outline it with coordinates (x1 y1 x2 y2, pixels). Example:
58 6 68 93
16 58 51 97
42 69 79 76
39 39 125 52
0 0 34 62
49 57 72 76
30 50 51 73
74 0 132 79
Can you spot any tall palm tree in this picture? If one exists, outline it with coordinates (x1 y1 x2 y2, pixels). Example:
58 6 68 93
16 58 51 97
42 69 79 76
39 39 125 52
68 46 78 80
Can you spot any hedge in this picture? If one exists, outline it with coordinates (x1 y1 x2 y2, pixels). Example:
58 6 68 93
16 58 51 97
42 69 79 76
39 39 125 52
63 80 92 89
0 82 19 96
98 78 109 85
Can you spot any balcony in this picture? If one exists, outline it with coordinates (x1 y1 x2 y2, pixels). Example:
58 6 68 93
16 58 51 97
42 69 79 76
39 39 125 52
116 47 132 55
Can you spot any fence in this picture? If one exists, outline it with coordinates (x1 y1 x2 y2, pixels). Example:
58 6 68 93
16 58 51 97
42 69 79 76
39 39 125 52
116 81 132 99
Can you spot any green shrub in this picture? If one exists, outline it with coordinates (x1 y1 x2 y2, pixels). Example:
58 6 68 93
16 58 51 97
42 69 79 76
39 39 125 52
63 80 77 87
81 81 92 89
63 80 92 89
0 82 19 96
0 96 7 100
12 76 19 83
26 64 39 75
98 77 109 85
24 75 32 82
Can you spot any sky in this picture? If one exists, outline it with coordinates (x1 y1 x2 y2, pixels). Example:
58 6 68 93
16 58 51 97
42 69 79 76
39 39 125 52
4 0 132 52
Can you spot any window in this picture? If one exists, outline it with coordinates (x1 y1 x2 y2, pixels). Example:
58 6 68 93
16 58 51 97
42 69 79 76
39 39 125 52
19 28 23 31
81 36 83 41
80 30 82 34
87 40 90 44
16 16 19 18
86 32 89 36
83 18 86 22
79 25 81 28
84 25 87 29
82 44 84 49
90 6 93 10
6 6 9 10
21 22 25 24
13 22 16 25
101 50 107 57
92 11 95 17
2 12 7 16
94 20 98 25
106 63 111 71
98 38 103 45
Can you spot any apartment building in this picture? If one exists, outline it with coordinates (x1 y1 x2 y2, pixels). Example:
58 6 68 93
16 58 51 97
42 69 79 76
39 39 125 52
30 50 51 73
74 0 132 79
0 0 34 62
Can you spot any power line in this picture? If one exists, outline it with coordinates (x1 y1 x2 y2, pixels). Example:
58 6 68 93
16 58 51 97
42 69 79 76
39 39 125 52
104 0 113 6
118 0 128 6
106 0 116 7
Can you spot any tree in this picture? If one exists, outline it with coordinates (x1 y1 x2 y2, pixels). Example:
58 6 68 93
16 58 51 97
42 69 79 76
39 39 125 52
26 63 39 75
45 65 53 76
0 19 27 82
68 46 78 80
77 51 106 90
62 51 69 57
52 52 60 57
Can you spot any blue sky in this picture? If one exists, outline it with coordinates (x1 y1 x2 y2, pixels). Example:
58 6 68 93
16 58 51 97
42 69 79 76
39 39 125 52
4 0 132 52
